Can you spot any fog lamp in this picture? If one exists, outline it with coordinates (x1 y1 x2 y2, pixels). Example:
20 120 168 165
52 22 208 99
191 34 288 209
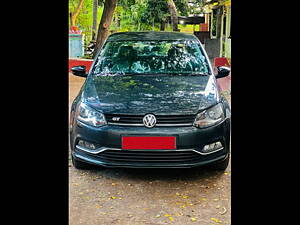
78 140 97 150
202 141 223 154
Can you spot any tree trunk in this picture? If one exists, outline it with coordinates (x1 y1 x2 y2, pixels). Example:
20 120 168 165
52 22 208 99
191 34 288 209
70 12 73 27
167 0 179 31
70 0 85 27
92 0 98 40
93 0 118 58
152 18 155 31
160 18 166 31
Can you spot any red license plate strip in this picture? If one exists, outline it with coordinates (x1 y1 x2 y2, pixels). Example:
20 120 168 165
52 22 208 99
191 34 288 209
122 136 176 150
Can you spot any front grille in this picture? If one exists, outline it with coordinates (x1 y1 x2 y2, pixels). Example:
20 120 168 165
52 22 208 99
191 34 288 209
96 150 202 163
104 114 195 127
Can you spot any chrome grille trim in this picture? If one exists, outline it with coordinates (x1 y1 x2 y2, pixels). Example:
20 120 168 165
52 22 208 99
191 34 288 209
104 114 196 127
76 145 224 155
107 122 193 127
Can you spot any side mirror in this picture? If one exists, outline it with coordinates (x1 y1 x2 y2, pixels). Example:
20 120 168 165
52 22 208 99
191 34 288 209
71 65 88 78
215 66 230 79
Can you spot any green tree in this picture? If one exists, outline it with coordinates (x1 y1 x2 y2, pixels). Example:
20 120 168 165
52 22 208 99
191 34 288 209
119 0 148 31
140 0 188 31
69 0 190 58
69 0 99 43
69 0 85 27
140 0 168 30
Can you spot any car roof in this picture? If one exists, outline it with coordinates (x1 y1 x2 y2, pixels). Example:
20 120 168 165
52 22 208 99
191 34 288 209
106 31 199 42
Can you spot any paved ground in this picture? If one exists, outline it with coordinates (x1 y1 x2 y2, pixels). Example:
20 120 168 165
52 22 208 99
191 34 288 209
69 73 231 225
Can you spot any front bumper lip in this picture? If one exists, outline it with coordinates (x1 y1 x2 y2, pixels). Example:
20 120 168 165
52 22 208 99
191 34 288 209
72 150 228 168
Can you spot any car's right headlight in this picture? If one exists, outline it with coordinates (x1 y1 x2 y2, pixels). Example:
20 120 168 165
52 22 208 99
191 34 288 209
75 102 107 127
193 103 224 128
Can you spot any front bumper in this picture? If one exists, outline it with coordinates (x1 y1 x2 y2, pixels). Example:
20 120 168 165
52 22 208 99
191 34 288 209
70 118 230 168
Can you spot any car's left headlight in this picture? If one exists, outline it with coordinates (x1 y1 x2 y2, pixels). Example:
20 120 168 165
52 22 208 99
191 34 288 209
76 102 107 127
194 103 224 128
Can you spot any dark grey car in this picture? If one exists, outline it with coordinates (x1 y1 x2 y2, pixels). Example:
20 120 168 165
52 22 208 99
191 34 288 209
70 32 231 170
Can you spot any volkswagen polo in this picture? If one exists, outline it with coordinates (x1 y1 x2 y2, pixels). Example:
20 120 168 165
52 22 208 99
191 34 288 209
70 32 231 170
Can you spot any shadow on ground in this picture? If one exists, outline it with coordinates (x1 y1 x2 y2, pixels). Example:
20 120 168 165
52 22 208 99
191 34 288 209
86 166 224 183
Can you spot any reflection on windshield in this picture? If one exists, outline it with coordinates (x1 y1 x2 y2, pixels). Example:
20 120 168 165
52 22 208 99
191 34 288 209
93 40 210 76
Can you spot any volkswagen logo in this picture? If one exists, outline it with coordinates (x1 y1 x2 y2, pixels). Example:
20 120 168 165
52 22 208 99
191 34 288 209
143 114 156 128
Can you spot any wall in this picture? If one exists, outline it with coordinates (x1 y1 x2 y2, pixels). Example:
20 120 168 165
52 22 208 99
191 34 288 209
69 58 93 72
69 34 84 58
204 38 221 64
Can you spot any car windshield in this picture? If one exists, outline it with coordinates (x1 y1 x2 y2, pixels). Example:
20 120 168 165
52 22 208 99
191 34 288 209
92 40 211 76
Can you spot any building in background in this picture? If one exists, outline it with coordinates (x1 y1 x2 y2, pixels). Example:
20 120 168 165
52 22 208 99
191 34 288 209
207 0 231 61
69 27 84 58
184 0 231 64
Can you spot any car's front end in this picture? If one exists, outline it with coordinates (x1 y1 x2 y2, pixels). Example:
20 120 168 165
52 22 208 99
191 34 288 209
70 102 230 168
70 32 231 170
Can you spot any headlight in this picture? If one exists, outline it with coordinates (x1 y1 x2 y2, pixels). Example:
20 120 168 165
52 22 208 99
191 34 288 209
194 103 224 128
76 102 106 127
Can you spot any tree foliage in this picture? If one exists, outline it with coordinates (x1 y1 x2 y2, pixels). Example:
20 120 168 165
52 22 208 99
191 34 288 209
70 0 85 27
69 0 190 43
69 0 102 38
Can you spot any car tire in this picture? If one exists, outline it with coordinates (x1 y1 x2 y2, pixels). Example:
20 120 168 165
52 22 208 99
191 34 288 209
210 155 230 171
72 156 93 170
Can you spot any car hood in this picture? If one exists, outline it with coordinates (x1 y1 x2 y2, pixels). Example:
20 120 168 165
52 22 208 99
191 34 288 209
82 74 219 114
